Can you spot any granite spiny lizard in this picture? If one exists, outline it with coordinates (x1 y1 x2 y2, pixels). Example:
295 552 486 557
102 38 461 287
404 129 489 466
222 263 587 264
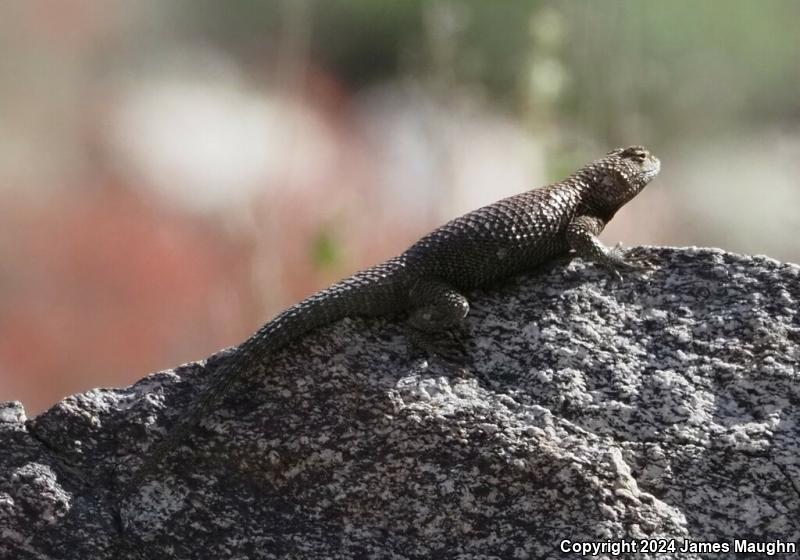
127 145 660 490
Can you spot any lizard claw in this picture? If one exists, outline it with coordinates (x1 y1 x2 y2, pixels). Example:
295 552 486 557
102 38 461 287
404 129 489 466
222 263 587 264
622 245 658 270
603 244 654 279
407 326 472 367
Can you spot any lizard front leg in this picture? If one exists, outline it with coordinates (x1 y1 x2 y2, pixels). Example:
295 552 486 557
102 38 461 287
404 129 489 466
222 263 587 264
566 215 647 276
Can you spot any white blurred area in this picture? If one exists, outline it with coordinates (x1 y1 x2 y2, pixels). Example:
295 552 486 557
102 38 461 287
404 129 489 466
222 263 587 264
667 136 800 259
104 52 546 222
109 73 293 213
356 84 545 219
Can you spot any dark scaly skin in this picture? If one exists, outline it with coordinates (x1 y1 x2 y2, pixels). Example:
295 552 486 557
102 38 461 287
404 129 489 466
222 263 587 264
126 145 660 491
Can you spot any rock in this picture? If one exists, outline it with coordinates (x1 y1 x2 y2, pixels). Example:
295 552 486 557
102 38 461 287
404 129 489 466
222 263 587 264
2 247 799 559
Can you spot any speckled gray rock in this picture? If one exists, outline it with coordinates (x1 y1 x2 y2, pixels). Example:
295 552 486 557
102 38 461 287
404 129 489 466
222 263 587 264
2 247 799 560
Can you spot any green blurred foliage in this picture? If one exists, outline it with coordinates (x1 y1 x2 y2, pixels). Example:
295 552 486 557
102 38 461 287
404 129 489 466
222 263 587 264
312 0 426 87
172 0 546 102
310 225 343 271
559 0 800 143
170 0 799 151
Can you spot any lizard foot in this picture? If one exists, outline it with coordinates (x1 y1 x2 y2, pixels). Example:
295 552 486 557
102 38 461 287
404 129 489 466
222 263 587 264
407 326 472 368
602 243 656 279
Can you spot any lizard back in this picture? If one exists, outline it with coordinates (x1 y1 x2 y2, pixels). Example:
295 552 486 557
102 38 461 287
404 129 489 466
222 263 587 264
403 181 583 288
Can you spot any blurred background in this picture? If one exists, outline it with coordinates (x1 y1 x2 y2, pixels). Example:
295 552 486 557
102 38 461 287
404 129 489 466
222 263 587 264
1 0 799 414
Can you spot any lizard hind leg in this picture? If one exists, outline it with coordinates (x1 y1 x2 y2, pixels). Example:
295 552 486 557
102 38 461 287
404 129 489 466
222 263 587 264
407 278 470 332
406 278 473 370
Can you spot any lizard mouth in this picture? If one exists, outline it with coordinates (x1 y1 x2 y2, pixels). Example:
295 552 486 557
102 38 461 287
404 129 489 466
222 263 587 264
640 157 661 182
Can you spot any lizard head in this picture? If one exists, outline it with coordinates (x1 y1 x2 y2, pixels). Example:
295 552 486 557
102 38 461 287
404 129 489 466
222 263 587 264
582 145 660 211
608 145 660 184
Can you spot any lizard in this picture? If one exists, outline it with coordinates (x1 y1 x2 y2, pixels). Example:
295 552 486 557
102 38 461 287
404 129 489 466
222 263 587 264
125 145 660 491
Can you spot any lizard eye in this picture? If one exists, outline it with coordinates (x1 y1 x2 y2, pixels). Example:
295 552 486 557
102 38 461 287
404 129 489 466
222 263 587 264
620 146 648 163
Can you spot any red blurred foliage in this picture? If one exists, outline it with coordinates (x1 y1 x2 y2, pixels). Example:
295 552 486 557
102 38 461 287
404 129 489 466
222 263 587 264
0 182 252 414
0 62 434 416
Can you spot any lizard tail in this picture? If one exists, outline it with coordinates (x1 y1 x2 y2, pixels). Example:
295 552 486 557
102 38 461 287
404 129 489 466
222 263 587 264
126 257 408 491
247 256 409 352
